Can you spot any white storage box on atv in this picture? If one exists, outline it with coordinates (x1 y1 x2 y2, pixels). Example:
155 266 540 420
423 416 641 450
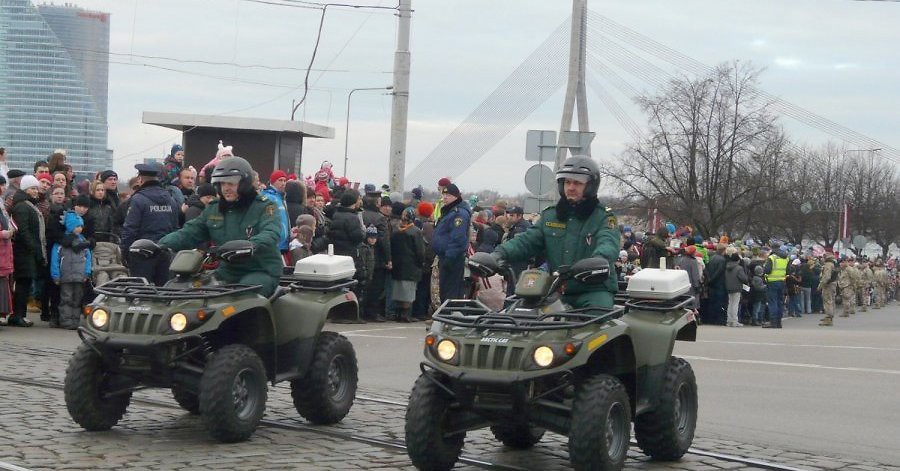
293 252 356 282
626 265 690 300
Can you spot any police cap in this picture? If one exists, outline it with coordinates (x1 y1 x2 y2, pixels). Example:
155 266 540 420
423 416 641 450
135 163 162 177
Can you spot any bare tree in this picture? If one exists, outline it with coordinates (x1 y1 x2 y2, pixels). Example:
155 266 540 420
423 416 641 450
602 62 785 238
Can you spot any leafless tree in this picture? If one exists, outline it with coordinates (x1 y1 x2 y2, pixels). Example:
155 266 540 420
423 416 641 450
601 62 786 238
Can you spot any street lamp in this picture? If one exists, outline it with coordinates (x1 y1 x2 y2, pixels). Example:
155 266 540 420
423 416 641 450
345 85 393 178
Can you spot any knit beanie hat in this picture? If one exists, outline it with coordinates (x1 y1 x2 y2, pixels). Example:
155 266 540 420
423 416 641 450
20 175 40 191
444 183 461 198
391 201 407 217
99 170 118 182
437 177 451 187
366 225 378 237
171 143 184 155
64 211 85 234
74 194 91 208
389 191 403 203
270 170 288 183
417 201 434 218
197 184 217 197
411 186 423 199
296 214 316 228
340 189 360 207
216 140 233 159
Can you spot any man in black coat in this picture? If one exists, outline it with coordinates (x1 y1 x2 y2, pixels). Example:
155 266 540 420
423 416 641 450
121 164 179 286
703 243 728 325
326 190 365 258
360 188 391 322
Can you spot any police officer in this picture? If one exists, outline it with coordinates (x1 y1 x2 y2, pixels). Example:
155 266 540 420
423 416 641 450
158 157 283 297
431 183 472 302
763 245 789 329
121 163 179 286
492 155 620 309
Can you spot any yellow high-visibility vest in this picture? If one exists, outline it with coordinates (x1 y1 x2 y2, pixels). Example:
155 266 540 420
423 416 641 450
766 255 788 282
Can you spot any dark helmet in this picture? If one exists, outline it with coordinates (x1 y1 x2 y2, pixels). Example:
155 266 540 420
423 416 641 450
210 156 255 199
556 155 600 198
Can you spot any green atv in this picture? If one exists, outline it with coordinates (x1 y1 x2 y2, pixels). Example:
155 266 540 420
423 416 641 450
64 240 360 443
405 253 698 471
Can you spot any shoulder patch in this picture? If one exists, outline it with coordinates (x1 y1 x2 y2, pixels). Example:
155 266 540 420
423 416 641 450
545 221 566 229
454 217 462 227
266 204 275 216
607 214 617 229
259 195 269 202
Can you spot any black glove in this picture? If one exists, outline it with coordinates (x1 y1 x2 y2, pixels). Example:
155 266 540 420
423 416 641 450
490 251 507 268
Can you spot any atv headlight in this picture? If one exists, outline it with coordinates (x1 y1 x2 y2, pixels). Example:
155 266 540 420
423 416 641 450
436 339 458 362
533 346 554 368
169 313 188 332
90 308 109 328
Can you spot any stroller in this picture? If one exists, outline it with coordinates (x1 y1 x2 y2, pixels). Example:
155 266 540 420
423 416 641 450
91 233 129 286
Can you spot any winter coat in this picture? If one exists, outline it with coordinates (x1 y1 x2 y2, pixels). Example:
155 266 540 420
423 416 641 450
431 199 472 260
475 225 500 253
359 243 375 285
51 211 92 283
284 182 305 228
0 208 13 277
641 235 672 269
391 223 425 282
84 195 115 242
10 190 46 279
261 186 289 251
674 254 701 292
162 154 182 186
45 201 68 251
184 194 207 222
705 253 727 288
361 203 391 264
120 181 179 253
751 275 767 302
326 207 365 258
725 258 749 293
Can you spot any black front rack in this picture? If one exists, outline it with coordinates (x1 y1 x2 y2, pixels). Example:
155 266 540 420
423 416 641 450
432 299 625 332
94 277 262 300
623 294 695 312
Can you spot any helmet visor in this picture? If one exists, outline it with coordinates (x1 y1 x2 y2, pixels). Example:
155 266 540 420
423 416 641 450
556 172 590 183
211 175 242 184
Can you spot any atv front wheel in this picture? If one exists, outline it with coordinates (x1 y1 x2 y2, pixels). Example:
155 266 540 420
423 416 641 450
490 424 545 449
172 385 200 415
405 374 465 471
291 332 358 424
64 344 132 431
568 374 631 471
634 356 698 460
199 344 267 443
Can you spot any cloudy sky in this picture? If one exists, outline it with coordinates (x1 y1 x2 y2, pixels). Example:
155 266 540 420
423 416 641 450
58 0 900 193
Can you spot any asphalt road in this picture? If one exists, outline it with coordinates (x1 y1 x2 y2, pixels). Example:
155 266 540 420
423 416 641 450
4 301 899 467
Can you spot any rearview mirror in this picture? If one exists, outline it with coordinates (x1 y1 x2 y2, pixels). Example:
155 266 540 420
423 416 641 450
571 257 610 285
129 239 159 260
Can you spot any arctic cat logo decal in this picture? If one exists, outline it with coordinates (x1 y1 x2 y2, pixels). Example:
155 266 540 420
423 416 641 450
480 337 510 344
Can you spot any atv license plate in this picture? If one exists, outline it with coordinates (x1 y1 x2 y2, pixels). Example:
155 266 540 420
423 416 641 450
121 355 152 369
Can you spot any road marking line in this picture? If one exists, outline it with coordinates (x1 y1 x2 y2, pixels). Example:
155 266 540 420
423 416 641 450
342 334 407 339
682 355 900 376
338 326 422 334
697 340 900 352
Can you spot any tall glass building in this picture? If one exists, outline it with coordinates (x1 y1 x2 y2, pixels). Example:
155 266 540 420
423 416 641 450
0 1 111 175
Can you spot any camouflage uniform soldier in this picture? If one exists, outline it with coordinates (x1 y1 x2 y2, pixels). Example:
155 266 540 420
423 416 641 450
873 261 889 309
857 261 872 312
837 259 859 317
818 254 838 327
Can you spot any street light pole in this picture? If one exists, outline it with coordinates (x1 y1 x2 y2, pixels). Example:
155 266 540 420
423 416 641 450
344 86 393 178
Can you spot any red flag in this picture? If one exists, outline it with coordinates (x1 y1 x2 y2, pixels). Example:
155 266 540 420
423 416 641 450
839 203 851 240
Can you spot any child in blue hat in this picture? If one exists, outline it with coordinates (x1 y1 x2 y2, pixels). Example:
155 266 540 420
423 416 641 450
50 211 92 330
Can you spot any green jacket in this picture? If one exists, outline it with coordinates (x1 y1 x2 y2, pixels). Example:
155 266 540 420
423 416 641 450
496 200 619 296
159 195 284 282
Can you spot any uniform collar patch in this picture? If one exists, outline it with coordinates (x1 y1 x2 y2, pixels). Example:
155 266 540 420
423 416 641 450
545 221 566 229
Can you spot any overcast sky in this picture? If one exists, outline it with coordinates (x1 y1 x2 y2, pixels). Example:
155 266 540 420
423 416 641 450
59 0 900 193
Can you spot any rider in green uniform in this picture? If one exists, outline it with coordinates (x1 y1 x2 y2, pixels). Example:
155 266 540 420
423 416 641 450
493 155 619 308
158 157 284 297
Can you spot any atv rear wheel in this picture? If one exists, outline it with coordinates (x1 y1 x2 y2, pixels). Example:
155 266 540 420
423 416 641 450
490 424 545 449
64 344 132 431
634 356 698 460
172 385 200 415
405 374 465 471
568 374 631 471
291 332 358 424
199 344 267 443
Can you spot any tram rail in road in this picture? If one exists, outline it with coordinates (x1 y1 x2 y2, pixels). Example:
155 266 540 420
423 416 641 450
1 373 818 471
